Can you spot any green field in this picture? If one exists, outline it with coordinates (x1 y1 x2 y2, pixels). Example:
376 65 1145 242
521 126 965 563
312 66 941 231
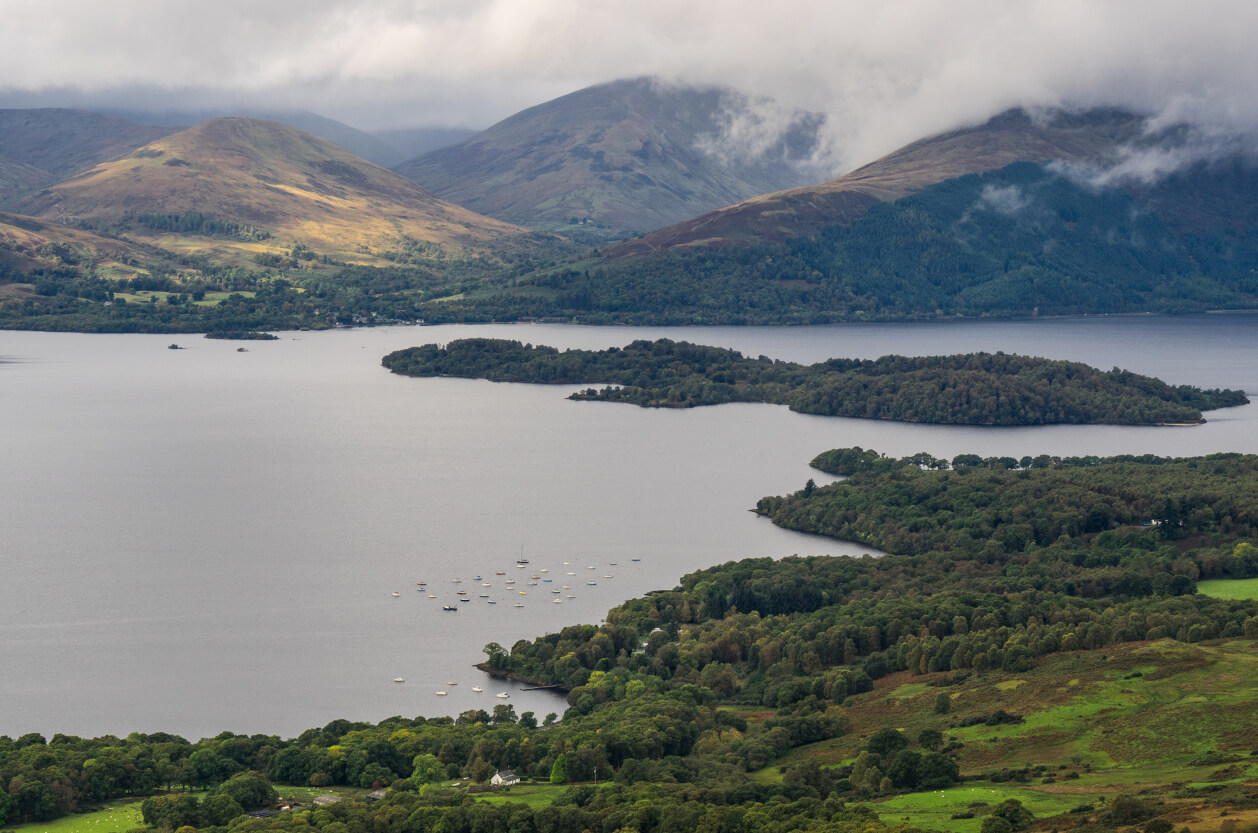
472 782 605 809
874 784 1086 833
1197 577 1258 600
10 800 145 833
7 787 350 832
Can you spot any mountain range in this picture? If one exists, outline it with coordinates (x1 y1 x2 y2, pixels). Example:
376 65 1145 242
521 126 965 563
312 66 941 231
3 78 1258 330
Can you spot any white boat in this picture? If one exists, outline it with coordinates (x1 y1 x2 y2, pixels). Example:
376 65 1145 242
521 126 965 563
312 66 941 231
427 594 436 598
552 589 561 594
566 594 576 598
513 602 524 608
391 592 400 597
447 681 458 686
553 599 563 604
472 686 483 693
394 677 405 683
451 578 462 583
435 690 447 696
496 692 510 698
587 581 597 586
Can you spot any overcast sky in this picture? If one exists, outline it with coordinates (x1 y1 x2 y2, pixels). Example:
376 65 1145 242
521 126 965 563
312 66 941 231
4 0 1258 172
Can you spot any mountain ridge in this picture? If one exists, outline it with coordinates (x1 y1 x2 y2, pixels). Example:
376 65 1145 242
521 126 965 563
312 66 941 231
394 77 828 238
0 108 176 203
612 108 1148 256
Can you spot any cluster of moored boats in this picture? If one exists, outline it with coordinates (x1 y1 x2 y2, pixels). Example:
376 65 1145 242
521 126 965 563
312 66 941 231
394 556 641 610
391 678 513 698
387 555 641 693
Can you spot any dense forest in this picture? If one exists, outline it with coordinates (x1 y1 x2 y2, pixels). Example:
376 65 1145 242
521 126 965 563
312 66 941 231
3 452 1258 833
382 338 1247 425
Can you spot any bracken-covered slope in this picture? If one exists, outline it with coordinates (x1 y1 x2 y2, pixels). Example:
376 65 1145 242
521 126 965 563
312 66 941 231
613 108 1145 255
14 117 524 260
0 108 175 202
394 77 826 238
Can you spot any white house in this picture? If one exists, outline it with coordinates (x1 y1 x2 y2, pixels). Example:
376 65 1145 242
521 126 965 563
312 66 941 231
490 770 520 787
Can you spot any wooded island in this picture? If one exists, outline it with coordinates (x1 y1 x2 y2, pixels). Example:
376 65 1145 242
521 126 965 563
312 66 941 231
383 338 1247 425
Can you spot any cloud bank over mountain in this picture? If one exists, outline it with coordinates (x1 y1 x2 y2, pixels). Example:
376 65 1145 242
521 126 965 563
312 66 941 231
4 0 1258 174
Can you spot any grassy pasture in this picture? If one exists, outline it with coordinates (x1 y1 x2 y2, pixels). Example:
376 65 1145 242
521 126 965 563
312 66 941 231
472 782 606 809
874 784 1085 833
8 801 145 833
754 639 1258 833
1197 577 1258 600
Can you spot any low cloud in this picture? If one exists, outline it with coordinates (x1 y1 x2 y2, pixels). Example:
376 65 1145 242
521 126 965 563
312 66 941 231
692 89 831 177
1049 124 1252 190
4 0 1258 176
977 184 1031 216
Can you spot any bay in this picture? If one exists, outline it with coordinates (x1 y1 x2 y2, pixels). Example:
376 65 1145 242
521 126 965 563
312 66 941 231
0 313 1254 740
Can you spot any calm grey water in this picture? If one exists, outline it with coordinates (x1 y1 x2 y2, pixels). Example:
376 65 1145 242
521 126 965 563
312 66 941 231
1 314 1255 740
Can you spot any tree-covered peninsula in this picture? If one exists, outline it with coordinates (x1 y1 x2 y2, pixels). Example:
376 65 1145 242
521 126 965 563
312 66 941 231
3 452 1258 833
382 337 1247 425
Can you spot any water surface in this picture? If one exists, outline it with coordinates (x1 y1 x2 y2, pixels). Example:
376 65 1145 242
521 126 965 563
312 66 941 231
0 314 1253 739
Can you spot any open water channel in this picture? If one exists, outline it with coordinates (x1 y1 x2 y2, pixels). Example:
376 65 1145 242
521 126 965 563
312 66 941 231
1 314 1255 739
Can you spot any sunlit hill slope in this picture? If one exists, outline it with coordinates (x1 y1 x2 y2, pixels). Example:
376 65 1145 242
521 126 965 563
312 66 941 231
15 117 524 262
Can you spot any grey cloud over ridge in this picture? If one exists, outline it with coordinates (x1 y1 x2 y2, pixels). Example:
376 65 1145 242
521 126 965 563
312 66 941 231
5 1 1258 174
